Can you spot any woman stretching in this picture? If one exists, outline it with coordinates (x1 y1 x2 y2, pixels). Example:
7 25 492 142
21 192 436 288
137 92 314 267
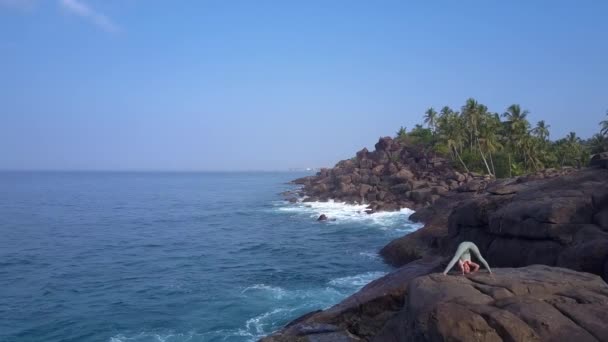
443 241 492 275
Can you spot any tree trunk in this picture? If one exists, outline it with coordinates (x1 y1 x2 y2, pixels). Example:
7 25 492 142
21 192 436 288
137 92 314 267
454 147 469 173
477 139 493 177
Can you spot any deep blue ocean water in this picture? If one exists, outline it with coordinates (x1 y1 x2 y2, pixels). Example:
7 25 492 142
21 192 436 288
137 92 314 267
0 172 420 342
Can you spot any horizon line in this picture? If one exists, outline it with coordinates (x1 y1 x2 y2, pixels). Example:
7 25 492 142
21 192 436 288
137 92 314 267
0 168 322 173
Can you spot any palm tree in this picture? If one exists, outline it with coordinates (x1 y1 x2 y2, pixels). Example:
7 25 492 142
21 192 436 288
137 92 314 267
601 110 608 137
566 131 579 144
473 104 494 176
424 107 438 133
462 98 480 149
521 135 543 171
436 106 453 138
478 112 503 176
436 109 469 172
532 120 550 142
502 104 530 135
563 132 583 168
396 126 407 140
439 106 453 117
589 133 607 154
502 104 531 174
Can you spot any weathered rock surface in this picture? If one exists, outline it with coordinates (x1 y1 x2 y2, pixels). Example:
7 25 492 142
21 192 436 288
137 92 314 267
444 168 608 280
381 167 608 281
379 192 474 266
376 265 608 342
263 265 608 341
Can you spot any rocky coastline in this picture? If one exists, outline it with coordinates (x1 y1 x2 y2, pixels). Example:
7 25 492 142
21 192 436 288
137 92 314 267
289 137 492 213
264 138 608 341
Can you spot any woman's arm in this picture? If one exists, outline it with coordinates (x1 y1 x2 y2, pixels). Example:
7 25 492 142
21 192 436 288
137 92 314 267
470 244 492 273
443 243 467 275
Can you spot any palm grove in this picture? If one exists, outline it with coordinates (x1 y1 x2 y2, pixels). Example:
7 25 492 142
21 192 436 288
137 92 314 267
396 98 608 178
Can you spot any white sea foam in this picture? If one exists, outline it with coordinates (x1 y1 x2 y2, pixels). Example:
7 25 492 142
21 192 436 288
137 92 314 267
237 284 346 340
277 199 418 228
109 332 199 342
111 202 417 342
113 270 390 342
359 251 381 260
241 283 343 303
110 330 259 342
245 308 290 334
241 284 287 299
328 271 387 289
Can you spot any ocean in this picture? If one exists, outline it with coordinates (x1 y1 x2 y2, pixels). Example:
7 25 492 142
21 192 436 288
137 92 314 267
0 172 420 342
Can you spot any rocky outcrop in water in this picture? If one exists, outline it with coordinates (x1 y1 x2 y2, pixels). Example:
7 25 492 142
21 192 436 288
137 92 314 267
292 137 489 212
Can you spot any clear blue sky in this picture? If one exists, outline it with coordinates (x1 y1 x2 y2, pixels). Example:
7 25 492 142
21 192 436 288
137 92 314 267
1 0 607 171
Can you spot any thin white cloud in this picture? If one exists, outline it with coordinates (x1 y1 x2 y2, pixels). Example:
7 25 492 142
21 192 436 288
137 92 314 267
59 0 119 33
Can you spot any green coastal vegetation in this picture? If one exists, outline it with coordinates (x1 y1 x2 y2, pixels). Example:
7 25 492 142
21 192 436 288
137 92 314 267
396 98 608 178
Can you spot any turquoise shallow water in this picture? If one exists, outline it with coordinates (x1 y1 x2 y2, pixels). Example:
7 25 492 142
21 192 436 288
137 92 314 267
0 172 420 342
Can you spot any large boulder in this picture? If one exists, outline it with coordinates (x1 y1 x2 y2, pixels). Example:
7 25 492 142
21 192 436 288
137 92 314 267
457 179 486 192
392 168 414 182
444 168 608 280
264 265 608 342
337 175 352 184
368 175 380 186
381 168 608 280
374 136 394 151
375 265 608 342
356 147 369 160
371 165 385 176
359 184 373 197
312 183 329 194
293 176 314 185
410 188 433 205
390 183 412 194
359 159 373 169
386 163 399 175
590 152 608 169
